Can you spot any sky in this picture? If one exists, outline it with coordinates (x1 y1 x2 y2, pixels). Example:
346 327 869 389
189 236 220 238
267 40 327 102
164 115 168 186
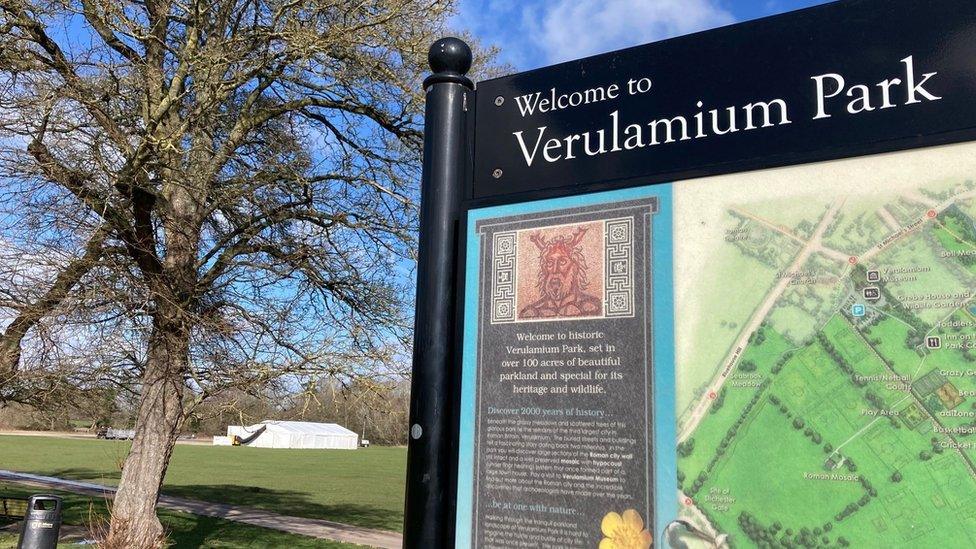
452 0 832 72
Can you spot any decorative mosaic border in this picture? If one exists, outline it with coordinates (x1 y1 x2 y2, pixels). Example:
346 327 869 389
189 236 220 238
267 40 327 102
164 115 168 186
605 217 635 317
490 231 517 323
489 217 636 324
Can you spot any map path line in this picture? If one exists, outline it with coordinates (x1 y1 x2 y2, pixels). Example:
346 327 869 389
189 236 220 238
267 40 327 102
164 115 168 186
867 304 918 333
911 356 927 380
831 394 911 457
877 206 904 234
934 219 976 250
677 490 724 544
679 199 845 442
860 187 976 263
732 206 853 264
844 320 976 479
831 417 882 458
730 207 807 245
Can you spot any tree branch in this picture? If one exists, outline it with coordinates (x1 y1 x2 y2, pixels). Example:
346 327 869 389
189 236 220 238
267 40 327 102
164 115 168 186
80 0 143 64
0 225 109 375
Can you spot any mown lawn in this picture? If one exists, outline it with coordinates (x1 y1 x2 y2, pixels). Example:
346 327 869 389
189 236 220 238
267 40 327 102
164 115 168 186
696 399 866 545
0 483 359 548
0 435 406 532
679 325 792 478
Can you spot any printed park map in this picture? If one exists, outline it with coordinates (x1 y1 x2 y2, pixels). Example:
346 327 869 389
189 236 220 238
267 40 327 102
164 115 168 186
674 144 976 548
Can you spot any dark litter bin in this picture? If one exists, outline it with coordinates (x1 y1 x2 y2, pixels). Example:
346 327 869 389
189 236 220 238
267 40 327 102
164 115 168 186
17 495 62 549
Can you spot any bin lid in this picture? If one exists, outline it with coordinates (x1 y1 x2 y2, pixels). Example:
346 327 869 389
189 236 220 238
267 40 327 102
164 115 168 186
27 495 62 515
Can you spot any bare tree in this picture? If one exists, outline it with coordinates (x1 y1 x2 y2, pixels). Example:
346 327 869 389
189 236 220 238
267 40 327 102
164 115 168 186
187 375 411 445
282 376 412 445
0 0 483 545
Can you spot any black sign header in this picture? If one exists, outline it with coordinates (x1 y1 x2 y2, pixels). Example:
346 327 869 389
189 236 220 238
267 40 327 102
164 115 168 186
472 0 976 202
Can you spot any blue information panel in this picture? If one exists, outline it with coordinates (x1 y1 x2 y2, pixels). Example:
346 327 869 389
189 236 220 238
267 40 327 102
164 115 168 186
457 186 676 548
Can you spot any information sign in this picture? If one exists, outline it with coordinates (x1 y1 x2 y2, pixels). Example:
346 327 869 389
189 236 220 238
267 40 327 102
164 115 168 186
403 1 976 547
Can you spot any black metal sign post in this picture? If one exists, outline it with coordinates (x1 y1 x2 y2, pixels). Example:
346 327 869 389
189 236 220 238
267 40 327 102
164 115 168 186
403 38 473 548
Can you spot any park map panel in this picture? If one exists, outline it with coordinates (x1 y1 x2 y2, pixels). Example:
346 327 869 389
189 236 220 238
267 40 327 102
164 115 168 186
674 141 976 548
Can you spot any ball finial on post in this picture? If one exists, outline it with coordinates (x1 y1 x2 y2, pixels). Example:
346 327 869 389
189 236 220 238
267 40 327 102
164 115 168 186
425 37 473 89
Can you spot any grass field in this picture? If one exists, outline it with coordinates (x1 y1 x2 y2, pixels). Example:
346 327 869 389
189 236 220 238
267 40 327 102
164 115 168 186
0 435 406 533
697 400 866 541
675 225 784 416
682 314 976 547
0 483 357 548
678 325 792 477
877 234 973 325
863 318 921 374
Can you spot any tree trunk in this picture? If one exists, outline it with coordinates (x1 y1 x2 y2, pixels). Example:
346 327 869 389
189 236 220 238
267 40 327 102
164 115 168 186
106 313 189 548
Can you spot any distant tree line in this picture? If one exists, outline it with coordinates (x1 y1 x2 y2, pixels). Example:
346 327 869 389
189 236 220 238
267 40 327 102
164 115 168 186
0 376 412 446
771 351 795 375
738 511 848 548
817 334 866 388
769 394 828 450
685 381 770 498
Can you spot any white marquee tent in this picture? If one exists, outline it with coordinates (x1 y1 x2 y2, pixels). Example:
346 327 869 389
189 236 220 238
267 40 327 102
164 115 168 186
220 420 358 449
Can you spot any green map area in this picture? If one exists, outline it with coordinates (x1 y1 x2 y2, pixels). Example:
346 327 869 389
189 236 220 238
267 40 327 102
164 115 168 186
677 177 976 548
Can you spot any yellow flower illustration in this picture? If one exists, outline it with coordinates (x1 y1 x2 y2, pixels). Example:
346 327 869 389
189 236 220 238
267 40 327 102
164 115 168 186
599 509 652 549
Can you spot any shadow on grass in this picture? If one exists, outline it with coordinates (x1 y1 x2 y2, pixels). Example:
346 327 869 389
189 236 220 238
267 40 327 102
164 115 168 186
32 467 122 484
2 483 368 548
160 510 352 549
164 484 400 532
8 472 399 531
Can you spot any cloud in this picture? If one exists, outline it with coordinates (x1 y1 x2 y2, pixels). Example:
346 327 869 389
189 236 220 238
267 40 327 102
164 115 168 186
449 0 534 68
451 0 735 70
529 0 735 64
